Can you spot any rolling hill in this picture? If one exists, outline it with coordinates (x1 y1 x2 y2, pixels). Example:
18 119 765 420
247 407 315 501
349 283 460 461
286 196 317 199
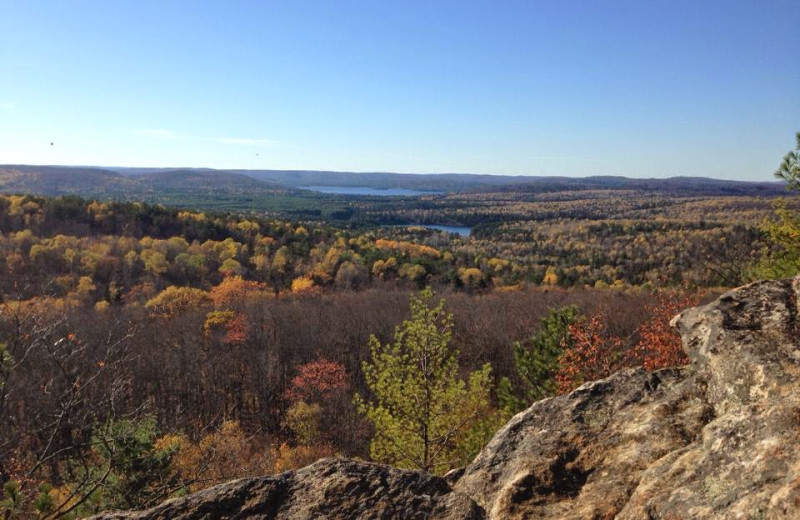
0 165 297 206
0 165 788 219
107 166 787 196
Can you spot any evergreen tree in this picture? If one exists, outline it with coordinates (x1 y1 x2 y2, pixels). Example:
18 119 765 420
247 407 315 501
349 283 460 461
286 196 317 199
355 288 495 475
498 305 578 415
774 132 800 190
752 132 800 278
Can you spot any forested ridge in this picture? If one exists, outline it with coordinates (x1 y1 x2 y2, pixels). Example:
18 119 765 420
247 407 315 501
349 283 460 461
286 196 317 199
2 133 800 518
2 164 787 196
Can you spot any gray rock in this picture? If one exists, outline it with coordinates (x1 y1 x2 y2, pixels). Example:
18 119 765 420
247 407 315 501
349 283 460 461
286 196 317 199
90 458 484 520
453 367 712 519
616 278 800 520
91 278 800 519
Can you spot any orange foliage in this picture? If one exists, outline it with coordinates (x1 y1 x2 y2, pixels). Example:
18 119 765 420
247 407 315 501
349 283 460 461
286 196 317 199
210 276 268 308
165 421 272 492
555 292 700 394
630 292 699 371
271 442 336 474
556 314 626 395
165 421 336 489
223 313 251 345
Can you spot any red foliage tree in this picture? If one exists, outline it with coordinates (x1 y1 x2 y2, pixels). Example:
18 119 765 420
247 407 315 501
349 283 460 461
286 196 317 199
629 292 699 371
556 314 626 395
222 313 251 345
283 356 362 453
555 292 701 395
285 356 349 404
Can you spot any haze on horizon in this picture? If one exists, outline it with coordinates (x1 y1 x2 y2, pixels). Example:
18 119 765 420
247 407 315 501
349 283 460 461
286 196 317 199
1 1 798 181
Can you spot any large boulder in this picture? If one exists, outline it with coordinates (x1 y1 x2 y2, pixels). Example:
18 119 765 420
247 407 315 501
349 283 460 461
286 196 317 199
615 278 800 519
90 458 484 520
91 278 800 519
452 367 711 519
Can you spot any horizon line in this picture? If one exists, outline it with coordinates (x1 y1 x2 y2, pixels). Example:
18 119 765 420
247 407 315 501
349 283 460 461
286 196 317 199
0 163 785 185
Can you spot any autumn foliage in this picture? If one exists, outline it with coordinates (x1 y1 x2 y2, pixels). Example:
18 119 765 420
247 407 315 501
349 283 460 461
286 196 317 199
166 420 334 493
0 190 756 516
281 356 356 451
222 313 251 345
630 292 699 371
165 421 270 493
375 239 441 259
145 286 212 319
556 314 625 394
285 356 349 404
555 291 700 394
290 276 317 294
209 276 269 308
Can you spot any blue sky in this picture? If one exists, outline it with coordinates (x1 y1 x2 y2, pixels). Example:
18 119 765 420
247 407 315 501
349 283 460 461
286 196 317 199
1 1 798 180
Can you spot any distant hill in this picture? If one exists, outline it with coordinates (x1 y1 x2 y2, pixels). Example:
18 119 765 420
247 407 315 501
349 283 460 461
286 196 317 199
0 165 296 205
487 175 788 196
104 166 787 196
240 170 787 196
237 170 520 191
0 165 788 211
0 165 136 196
109 167 521 191
133 169 286 194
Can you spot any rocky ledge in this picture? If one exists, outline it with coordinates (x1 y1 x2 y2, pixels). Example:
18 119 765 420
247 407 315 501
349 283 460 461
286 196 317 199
92 278 800 519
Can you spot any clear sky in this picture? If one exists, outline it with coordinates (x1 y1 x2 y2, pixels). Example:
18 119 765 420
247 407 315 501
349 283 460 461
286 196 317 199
1 1 798 180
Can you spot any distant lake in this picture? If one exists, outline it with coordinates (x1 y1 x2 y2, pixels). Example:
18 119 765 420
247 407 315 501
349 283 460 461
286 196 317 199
425 225 472 237
392 224 472 237
302 186 441 196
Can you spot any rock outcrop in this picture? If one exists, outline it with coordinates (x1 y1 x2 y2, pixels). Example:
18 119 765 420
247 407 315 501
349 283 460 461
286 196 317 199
91 279 800 519
455 278 800 519
91 459 483 520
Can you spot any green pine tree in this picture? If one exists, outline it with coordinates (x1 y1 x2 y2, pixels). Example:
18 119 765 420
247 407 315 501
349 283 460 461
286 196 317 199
498 305 578 415
774 132 800 190
751 132 800 279
355 288 496 475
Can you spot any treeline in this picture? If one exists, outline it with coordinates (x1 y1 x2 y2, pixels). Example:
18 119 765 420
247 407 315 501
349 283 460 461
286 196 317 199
348 189 779 225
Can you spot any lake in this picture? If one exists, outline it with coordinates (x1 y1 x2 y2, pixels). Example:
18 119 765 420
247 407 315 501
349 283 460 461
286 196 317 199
392 224 472 237
424 225 472 237
302 186 441 196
